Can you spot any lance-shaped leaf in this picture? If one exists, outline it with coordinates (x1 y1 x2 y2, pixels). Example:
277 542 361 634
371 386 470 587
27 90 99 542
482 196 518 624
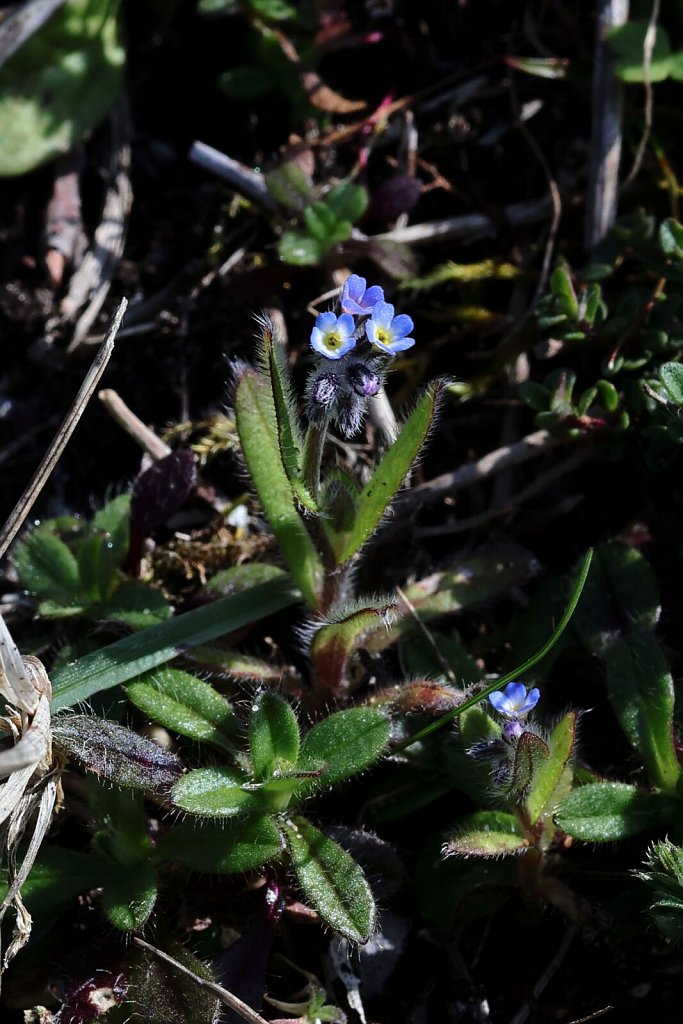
507 730 550 802
126 668 239 754
103 861 158 931
443 811 529 858
366 545 538 654
330 380 446 565
53 716 184 795
281 815 376 942
310 600 399 697
249 691 300 780
295 707 391 797
555 781 675 842
524 711 577 825
171 766 258 818
233 365 323 606
605 631 679 792
188 646 288 684
158 815 284 874
258 318 318 513
574 543 660 655
51 575 298 710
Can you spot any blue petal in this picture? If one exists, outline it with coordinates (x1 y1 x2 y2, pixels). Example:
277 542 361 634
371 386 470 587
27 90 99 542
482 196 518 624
345 274 366 300
390 314 414 339
387 336 415 352
337 313 356 339
370 301 395 327
488 691 510 713
521 687 540 713
363 285 385 308
503 682 527 706
315 311 338 333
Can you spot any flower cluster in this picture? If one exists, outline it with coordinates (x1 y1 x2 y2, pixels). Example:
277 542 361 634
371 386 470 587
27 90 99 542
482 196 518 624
310 275 415 361
306 275 415 436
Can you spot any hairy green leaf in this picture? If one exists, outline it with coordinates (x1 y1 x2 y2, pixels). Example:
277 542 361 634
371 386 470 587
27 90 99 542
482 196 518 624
233 365 323 605
605 632 679 792
126 668 238 754
171 766 257 818
249 691 301 779
158 815 284 874
296 706 391 795
444 811 529 858
332 380 446 564
282 815 376 942
555 781 674 841
524 711 577 825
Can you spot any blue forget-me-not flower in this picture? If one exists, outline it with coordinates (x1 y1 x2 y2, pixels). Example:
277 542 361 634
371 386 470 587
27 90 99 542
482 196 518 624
366 301 415 354
488 682 540 719
310 311 357 360
340 274 385 315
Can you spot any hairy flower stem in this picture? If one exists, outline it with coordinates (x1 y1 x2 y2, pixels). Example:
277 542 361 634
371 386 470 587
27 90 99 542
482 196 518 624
302 420 328 500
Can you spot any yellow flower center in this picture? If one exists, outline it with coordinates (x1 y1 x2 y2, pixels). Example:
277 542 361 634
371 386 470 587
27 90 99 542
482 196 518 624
325 332 341 350
375 327 391 346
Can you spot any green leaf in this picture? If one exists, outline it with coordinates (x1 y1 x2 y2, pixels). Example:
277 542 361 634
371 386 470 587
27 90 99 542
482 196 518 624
258 317 318 512
573 542 661 655
103 861 158 931
332 380 445 564
605 632 679 791
310 600 400 698
607 20 673 83
198 0 240 13
266 160 316 212
324 182 369 223
304 202 339 242
507 729 550 801
249 0 297 20
366 545 539 654
249 691 301 779
443 811 529 858
233 365 323 606
296 706 391 795
660 219 683 261
278 231 325 265
51 575 299 710
101 581 172 629
171 766 257 818
91 493 131 556
14 528 82 604
125 668 239 754
0 847 103 929
660 362 683 406
549 267 579 315
77 534 112 603
555 782 675 841
54 716 184 795
281 815 376 942
0 0 125 176
524 711 577 825
158 815 284 874
205 562 288 594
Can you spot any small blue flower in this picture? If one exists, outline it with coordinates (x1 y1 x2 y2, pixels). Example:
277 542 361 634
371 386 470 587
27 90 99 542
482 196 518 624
310 311 357 360
488 682 540 719
340 274 385 315
366 301 415 354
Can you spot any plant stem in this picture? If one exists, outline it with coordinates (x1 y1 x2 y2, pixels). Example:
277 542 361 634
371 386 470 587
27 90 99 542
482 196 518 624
394 548 594 752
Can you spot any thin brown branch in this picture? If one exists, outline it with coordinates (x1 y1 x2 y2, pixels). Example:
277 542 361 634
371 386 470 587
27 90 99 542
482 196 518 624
0 299 126 561
132 936 270 1024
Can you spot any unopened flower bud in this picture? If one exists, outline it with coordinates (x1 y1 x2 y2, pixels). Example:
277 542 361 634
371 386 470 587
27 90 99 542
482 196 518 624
502 720 523 744
305 367 342 424
346 360 381 398
310 371 341 407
